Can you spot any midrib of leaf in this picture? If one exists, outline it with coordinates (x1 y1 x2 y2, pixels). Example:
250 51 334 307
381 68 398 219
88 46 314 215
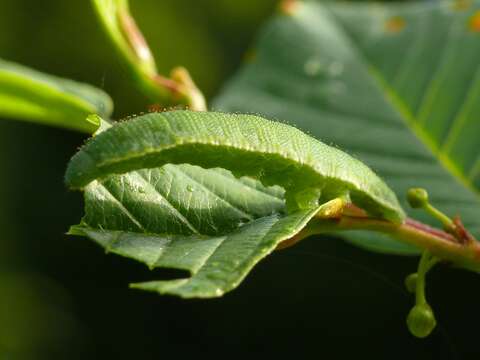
327 8 480 200
415 12 463 127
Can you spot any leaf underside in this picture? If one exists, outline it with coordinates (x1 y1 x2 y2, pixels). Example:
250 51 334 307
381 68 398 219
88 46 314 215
0 58 113 132
215 0 480 254
71 165 321 298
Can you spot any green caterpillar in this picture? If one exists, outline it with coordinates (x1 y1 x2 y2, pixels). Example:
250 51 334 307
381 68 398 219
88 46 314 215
65 110 405 223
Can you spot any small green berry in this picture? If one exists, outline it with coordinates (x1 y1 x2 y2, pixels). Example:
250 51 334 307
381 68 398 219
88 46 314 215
407 188 429 209
404 273 418 293
406 303 437 338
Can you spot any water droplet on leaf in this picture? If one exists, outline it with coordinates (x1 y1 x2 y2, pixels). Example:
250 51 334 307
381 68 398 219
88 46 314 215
328 62 344 77
329 81 346 95
304 57 324 76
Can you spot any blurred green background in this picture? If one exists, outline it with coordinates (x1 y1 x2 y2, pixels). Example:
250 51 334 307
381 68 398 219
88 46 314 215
1 0 479 359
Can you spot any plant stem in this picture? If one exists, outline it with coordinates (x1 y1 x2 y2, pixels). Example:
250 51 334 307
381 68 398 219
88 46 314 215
94 0 207 111
423 203 455 232
415 251 435 305
290 216 480 272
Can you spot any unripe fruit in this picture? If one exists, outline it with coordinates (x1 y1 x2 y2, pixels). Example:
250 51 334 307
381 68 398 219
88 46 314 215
406 303 436 338
404 273 418 293
407 188 429 209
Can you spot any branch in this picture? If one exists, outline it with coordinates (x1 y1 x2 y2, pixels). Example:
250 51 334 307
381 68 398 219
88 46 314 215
92 0 206 111
280 215 480 272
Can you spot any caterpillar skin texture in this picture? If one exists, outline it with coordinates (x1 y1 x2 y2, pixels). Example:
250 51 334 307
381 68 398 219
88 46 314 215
65 111 405 223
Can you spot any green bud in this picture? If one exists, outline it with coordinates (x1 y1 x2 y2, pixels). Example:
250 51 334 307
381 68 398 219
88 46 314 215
404 273 418 293
407 188 429 209
406 303 437 338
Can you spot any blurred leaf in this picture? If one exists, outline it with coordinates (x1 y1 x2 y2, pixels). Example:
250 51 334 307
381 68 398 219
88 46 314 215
215 0 480 254
0 58 113 133
0 272 80 358
92 0 188 107
91 0 206 109
91 0 156 77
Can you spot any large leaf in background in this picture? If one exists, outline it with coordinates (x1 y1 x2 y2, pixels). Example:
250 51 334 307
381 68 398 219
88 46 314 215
70 164 320 298
215 0 480 254
0 58 113 133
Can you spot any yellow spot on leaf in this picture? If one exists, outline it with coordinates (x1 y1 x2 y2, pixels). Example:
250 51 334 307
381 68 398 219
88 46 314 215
469 11 480 32
279 0 301 16
385 16 406 33
452 0 471 11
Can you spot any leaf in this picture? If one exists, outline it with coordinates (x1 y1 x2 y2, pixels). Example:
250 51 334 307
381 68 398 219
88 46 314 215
66 111 402 297
214 0 480 254
69 163 316 298
0 58 113 133
65 111 404 223
91 0 165 102
71 207 318 298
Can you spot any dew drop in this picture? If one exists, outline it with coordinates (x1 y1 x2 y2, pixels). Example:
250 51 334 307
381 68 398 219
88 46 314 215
328 62 344 77
186 185 194 192
329 81 347 95
236 219 249 228
304 57 324 76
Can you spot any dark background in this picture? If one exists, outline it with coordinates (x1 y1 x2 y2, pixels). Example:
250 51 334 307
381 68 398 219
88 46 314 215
0 1 478 359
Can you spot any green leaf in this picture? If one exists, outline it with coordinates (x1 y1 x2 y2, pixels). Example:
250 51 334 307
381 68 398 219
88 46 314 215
214 0 480 254
0 58 113 133
65 111 404 223
67 111 403 297
71 206 318 298
69 163 316 298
